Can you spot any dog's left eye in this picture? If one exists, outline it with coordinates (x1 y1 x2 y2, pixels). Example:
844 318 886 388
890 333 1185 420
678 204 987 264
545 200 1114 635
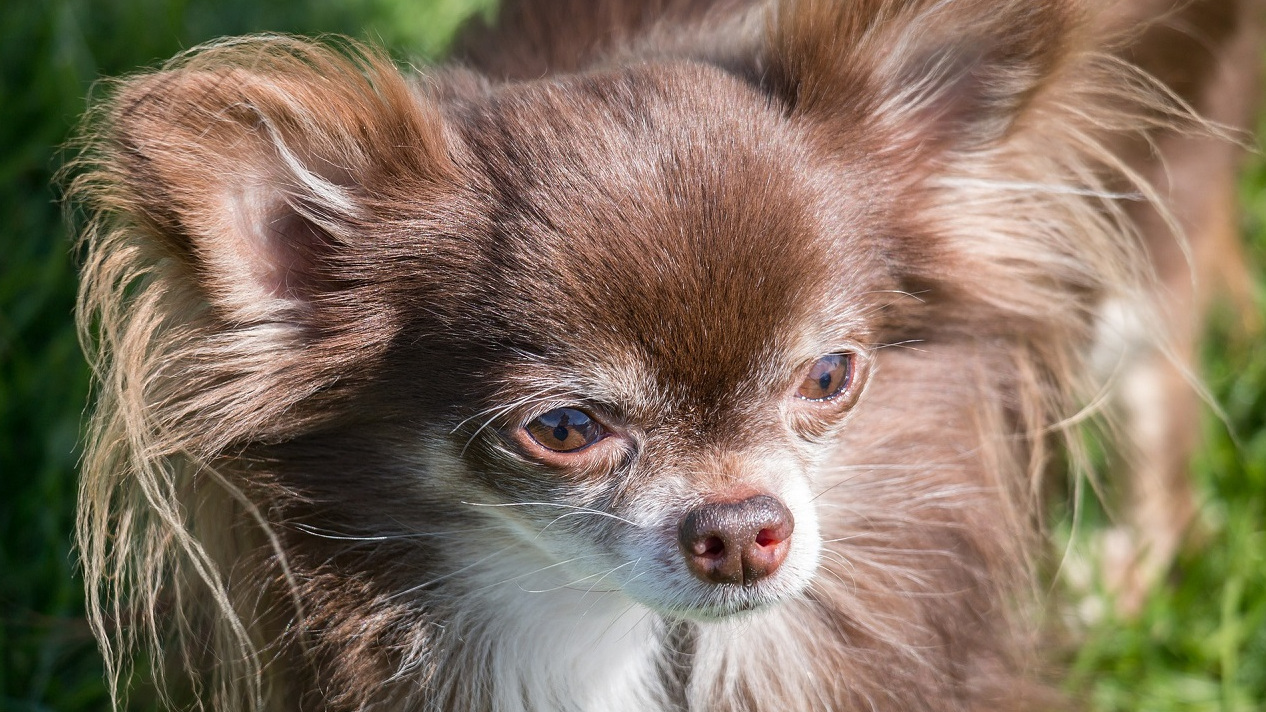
524 408 605 452
796 354 853 401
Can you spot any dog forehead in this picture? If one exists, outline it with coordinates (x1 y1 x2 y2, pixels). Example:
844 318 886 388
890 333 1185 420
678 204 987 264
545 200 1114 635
459 65 843 409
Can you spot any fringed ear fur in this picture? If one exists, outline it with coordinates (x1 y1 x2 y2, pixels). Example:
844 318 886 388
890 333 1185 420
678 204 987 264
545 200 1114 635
74 37 465 456
105 37 456 327
765 0 1076 155
74 46 462 707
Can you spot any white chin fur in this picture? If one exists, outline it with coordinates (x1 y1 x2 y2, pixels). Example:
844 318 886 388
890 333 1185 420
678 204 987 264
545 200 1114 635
455 486 823 712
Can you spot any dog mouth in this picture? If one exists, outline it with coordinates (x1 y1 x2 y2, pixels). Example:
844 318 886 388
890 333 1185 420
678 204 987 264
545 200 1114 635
473 484 820 621
665 586 788 621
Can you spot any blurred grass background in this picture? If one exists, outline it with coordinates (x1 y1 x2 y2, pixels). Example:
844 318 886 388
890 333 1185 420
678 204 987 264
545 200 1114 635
0 0 1261 710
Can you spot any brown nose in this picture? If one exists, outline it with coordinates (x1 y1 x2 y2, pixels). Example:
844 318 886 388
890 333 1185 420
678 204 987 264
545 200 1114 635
678 494 794 586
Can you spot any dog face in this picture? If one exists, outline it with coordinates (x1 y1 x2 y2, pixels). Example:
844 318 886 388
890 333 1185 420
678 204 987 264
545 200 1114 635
275 63 898 620
438 74 867 619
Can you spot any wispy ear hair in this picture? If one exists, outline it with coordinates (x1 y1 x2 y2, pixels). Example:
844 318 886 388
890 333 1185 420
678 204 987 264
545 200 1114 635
71 36 458 711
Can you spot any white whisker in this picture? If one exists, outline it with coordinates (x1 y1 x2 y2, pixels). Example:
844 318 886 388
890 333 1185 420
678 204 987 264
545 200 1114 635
464 500 641 528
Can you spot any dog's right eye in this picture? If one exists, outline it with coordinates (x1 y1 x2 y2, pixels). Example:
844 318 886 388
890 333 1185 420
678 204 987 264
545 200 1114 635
524 408 605 452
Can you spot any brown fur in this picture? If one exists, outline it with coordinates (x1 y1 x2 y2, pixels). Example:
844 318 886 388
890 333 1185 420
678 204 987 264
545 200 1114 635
70 1 1258 710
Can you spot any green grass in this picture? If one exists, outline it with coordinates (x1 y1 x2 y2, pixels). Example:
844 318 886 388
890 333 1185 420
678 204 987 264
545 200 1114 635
1 1 1262 709
1063 134 1266 711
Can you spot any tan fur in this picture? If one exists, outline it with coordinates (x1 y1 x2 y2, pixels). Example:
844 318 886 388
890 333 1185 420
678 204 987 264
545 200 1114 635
69 2 1255 710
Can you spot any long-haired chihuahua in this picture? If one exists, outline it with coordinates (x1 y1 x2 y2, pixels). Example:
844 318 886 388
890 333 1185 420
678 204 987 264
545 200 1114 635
71 0 1260 709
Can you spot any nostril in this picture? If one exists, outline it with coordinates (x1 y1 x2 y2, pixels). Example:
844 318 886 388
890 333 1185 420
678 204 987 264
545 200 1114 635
693 535 726 559
755 528 783 548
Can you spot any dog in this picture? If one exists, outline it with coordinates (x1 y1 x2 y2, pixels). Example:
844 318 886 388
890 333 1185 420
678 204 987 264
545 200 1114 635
71 0 1260 709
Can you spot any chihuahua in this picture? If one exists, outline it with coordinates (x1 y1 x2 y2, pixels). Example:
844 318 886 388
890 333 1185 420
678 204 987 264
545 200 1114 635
72 0 1259 710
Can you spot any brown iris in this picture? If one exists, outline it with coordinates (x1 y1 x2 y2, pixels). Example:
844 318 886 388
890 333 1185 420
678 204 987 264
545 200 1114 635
524 408 604 452
796 353 852 401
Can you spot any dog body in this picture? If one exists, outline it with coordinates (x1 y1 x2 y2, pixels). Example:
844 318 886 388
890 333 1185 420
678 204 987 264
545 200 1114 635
73 1 1259 710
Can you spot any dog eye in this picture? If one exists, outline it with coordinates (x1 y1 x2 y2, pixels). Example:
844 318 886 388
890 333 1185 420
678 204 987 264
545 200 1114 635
796 354 853 401
524 408 604 452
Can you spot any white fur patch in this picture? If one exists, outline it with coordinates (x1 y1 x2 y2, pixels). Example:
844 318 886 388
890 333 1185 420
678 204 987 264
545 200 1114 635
463 545 666 712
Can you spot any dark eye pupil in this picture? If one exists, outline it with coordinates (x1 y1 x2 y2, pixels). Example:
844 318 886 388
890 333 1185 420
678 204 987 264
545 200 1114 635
818 371 833 391
526 408 602 452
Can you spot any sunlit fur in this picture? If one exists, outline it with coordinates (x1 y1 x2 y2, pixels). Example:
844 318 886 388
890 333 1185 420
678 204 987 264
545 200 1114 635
70 1 1253 710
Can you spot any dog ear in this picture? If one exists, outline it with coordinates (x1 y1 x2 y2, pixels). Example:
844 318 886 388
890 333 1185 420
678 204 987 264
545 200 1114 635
764 0 1075 157
103 37 457 327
